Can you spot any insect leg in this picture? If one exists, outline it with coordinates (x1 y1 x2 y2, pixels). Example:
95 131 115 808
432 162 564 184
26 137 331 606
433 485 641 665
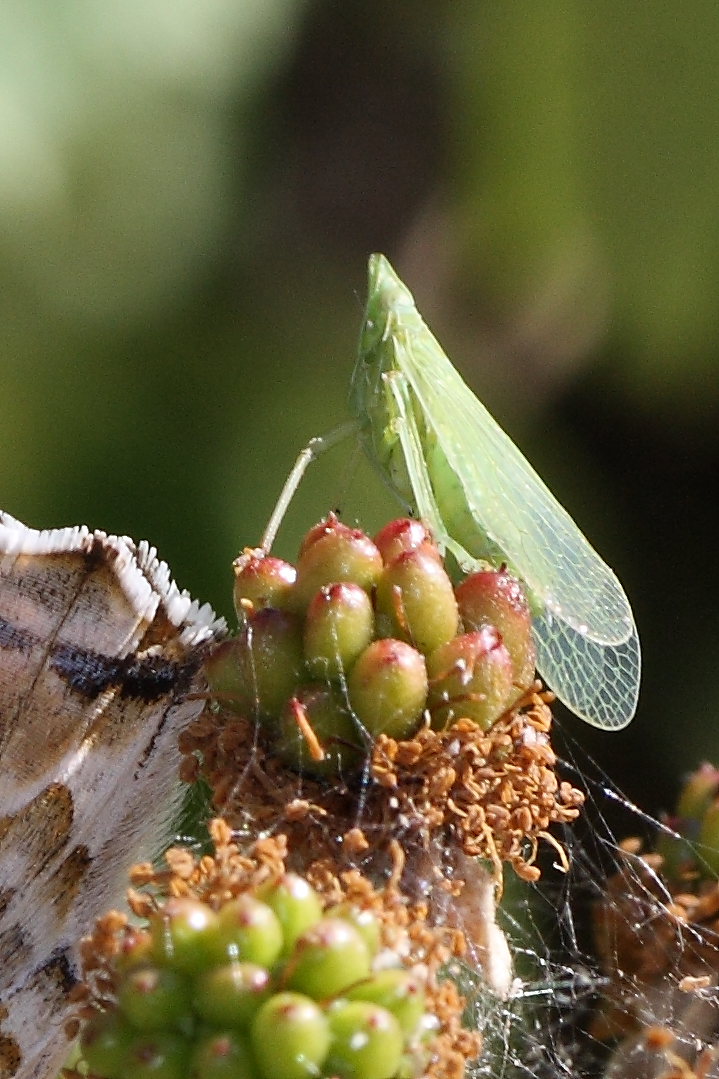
261 420 359 552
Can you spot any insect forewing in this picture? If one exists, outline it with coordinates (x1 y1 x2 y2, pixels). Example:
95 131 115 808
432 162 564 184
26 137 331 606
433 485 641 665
533 608 640 730
355 254 640 729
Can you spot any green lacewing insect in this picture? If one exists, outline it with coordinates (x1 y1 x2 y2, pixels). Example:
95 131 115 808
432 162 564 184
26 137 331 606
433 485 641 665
348 253 640 730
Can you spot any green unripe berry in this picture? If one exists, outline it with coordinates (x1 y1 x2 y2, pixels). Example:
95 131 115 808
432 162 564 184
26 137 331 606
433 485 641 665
427 629 514 731
150 898 221 976
121 1032 189 1079
375 549 458 656
205 610 305 719
118 966 193 1031
216 895 284 967
303 582 374 680
80 1010 134 1079
233 551 297 620
347 968 426 1036
274 686 364 779
287 918 371 999
251 993 330 1079
348 639 428 740
323 905 381 957
194 963 271 1028
256 874 324 952
203 640 250 713
190 1031 257 1079
326 1001 404 1079
115 929 154 973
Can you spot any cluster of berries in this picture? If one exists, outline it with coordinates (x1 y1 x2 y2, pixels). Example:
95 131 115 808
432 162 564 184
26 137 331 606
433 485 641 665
79 873 434 1079
206 515 536 778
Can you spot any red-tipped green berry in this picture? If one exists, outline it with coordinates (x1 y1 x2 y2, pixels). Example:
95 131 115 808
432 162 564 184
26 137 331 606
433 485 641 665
123 1031 189 1079
348 639 428 739
427 628 514 731
203 640 252 715
150 898 221 976
455 568 536 691
324 905 381 957
297 512 347 556
373 518 438 565
347 968 426 1037
293 525 383 611
375 549 458 656
216 896 284 967
193 963 271 1028
286 918 371 999
325 1001 404 1079
251 993 330 1079
257 874 325 952
233 552 297 619
115 929 154 973
303 582 374 680
118 966 193 1032
190 1030 257 1079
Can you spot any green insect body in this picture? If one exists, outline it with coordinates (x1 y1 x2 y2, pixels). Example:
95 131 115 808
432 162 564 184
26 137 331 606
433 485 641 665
350 253 640 730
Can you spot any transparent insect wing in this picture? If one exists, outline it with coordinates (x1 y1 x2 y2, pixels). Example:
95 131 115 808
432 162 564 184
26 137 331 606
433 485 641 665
360 254 640 729
533 610 640 729
400 335 633 644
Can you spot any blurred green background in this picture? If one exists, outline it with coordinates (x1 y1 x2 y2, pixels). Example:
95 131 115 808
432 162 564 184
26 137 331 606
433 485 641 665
2 2 717 820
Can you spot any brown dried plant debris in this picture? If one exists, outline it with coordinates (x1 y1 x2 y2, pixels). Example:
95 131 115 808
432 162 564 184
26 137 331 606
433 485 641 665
603 1024 719 1079
67 820 481 1079
591 839 719 1075
179 684 584 889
